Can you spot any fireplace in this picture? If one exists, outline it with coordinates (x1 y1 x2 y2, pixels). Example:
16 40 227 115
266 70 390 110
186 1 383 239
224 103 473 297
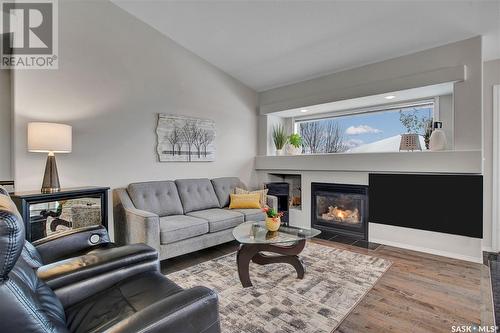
311 182 368 240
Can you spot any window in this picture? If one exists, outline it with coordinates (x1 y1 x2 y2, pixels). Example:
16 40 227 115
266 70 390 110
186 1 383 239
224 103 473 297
295 101 434 154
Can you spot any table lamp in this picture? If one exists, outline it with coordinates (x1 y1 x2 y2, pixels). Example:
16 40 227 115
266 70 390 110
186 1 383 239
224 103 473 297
27 122 72 193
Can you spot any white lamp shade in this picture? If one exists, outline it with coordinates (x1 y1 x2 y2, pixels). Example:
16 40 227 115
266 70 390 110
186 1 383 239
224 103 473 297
27 122 72 153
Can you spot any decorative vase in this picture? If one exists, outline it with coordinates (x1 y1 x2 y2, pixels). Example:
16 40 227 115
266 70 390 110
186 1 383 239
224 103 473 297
399 133 422 151
276 149 284 156
285 144 302 155
429 121 447 151
265 217 281 231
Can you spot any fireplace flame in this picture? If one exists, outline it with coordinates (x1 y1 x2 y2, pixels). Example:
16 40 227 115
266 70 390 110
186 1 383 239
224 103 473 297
321 206 360 224
336 210 347 220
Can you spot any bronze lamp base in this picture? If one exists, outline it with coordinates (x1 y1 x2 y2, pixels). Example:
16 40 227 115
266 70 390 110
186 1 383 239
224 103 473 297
41 153 61 194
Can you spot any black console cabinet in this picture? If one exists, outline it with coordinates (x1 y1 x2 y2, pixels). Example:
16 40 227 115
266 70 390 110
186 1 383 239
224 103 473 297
265 182 290 225
11 186 109 241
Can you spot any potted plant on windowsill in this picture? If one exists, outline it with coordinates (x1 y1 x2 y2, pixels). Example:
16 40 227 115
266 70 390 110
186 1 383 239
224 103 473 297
262 207 284 231
272 124 287 156
399 109 423 151
286 133 302 155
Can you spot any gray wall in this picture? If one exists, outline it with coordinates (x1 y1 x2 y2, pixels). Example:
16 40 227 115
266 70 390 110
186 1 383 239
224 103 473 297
11 1 259 233
0 34 11 181
483 59 500 249
259 37 482 151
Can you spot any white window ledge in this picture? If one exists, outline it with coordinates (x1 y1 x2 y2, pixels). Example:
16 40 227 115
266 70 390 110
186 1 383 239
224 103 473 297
255 150 482 174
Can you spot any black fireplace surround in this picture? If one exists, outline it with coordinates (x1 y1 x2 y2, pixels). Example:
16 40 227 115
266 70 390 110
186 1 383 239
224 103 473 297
311 182 368 241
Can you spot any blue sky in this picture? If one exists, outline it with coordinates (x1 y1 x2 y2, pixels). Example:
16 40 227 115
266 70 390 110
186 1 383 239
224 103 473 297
330 106 433 148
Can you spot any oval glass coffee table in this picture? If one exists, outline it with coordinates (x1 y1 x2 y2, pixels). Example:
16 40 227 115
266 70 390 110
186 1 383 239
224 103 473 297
232 221 321 288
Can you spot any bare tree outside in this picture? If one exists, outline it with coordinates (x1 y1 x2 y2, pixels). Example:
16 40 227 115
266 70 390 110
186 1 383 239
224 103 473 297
300 121 325 153
323 120 347 153
300 119 347 153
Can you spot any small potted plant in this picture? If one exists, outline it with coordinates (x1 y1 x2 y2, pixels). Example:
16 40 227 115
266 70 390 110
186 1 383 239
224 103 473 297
262 207 284 231
272 124 287 156
286 133 302 155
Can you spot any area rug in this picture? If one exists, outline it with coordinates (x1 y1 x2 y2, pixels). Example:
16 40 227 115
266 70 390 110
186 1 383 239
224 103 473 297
168 242 391 333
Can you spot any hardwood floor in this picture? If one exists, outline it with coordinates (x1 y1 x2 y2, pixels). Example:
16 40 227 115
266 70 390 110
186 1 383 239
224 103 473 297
161 239 494 333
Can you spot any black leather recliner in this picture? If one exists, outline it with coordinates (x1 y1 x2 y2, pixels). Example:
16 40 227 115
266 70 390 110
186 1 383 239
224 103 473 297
0 186 221 333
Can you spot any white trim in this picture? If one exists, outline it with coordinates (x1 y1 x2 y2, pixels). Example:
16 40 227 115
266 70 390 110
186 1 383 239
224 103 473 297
256 150 482 174
492 85 500 251
433 96 440 121
370 237 482 263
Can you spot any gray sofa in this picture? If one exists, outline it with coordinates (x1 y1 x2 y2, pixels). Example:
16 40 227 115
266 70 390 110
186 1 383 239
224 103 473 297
114 177 277 260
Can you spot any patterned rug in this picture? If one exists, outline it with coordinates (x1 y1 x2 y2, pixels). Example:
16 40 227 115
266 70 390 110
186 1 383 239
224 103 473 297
168 242 391 333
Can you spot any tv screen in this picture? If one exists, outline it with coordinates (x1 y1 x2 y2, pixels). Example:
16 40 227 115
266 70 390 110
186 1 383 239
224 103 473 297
368 174 483 238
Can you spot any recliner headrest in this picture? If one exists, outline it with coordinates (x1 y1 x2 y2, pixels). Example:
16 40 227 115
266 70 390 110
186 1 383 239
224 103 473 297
0 191 25 280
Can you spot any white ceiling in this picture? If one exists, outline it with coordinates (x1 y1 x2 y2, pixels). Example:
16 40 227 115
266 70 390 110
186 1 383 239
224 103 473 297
112 0 500 92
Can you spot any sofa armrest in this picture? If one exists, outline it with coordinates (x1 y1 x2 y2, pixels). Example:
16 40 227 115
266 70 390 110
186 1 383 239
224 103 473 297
33 225 110 264
124 207 161 252
114 188 161 252
266 195 278 211
107 286 221 333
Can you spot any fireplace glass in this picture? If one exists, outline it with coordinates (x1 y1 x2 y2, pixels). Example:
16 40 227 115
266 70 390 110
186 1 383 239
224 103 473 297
311 182 368 240
316 193 364 227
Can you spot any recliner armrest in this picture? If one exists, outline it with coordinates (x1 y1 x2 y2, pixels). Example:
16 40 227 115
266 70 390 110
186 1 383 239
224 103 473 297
107 286 221 333
38 243 160 307
34 225 110 263
38 243 159 288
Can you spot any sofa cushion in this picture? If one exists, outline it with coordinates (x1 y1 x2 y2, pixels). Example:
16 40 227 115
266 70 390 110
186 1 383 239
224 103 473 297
230 208 266 222
159 215 209 245
175 179 221 213
187 208 244 233
228 193 261 209
235 187 268 208
211 177 246 207
127 181 183 217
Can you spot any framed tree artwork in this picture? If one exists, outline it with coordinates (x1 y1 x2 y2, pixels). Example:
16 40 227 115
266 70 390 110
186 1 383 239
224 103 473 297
156 114 216 162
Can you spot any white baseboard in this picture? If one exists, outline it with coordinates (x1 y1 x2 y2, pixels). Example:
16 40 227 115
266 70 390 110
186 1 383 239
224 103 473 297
370 237 483 264
482 246 495 253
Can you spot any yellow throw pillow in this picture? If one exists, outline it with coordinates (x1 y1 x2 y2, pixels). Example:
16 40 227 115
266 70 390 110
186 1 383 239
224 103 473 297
235 187 268 208
229 193 261 209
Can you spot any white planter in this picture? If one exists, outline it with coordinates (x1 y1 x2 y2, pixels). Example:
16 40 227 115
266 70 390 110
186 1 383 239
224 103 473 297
285 144 302 155
275 149 284 156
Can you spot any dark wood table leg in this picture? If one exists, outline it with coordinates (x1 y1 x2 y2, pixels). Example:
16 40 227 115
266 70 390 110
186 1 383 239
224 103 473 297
251 252 305 279
236 239 307 288
237 244 259 288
